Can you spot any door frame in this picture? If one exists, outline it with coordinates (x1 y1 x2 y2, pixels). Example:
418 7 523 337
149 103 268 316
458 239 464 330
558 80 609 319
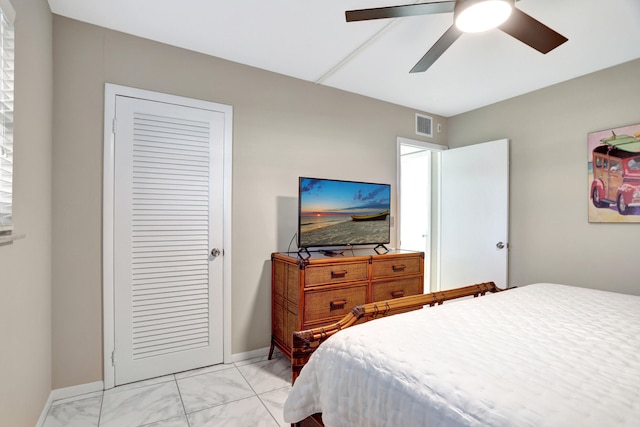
102 84 233 389
396 137 447 292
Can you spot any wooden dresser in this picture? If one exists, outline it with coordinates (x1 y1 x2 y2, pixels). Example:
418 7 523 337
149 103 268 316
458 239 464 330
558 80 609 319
270 248 424 361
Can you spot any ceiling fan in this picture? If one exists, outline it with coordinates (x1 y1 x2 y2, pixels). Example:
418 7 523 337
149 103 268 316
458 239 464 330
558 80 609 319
346 0 568 73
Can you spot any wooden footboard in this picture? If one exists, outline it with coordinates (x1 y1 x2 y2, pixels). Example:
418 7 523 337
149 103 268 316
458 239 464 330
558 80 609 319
291 281 502 383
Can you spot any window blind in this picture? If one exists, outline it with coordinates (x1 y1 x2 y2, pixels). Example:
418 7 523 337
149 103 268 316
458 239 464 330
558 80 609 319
0 6 14 232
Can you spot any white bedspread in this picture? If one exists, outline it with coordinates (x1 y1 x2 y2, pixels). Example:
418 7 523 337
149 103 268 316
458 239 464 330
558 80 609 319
283 283 640 426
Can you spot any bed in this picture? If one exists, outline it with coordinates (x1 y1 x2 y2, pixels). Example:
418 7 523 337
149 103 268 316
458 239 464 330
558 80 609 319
283 282 640 427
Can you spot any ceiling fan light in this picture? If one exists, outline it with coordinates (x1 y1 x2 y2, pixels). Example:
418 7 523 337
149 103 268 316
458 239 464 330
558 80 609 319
455 0 513 33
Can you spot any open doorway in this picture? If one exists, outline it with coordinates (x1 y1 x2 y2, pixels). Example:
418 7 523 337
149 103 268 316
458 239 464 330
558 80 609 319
396 137 447 292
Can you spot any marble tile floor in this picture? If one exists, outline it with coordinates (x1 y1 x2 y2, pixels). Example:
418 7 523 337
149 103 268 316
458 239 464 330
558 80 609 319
43 351 292 427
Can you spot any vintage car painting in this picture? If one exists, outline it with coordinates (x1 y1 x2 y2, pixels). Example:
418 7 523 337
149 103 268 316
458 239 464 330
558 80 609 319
588 125 640 222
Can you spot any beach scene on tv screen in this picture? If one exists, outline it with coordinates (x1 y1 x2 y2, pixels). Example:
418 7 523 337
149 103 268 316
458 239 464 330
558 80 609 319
299 178 390 247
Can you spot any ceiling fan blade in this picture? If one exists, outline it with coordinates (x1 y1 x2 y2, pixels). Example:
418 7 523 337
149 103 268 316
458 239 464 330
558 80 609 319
346 1 455 22
498 8 568 54
410 25 462 73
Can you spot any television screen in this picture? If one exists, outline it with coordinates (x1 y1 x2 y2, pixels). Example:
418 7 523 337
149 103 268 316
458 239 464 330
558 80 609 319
298 177 391 249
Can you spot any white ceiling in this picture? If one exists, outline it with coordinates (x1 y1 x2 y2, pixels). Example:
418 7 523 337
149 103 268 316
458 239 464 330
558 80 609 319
47 0 640 117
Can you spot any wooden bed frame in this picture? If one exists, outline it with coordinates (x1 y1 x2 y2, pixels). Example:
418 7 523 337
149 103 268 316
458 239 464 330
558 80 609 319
289 281 503 427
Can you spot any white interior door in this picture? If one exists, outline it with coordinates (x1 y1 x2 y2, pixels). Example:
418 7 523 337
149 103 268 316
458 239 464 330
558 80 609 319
113 95 225 385
439 139 509 290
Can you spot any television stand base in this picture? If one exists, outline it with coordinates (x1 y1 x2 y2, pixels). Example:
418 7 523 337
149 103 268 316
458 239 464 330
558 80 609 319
374 243 389 254
320 249 344 256
298 247 311 259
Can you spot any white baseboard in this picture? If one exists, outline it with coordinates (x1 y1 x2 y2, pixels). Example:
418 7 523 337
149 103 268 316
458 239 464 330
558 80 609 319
50 381 104 401
36 381 104 427
230 345 273 363
34 392 54 427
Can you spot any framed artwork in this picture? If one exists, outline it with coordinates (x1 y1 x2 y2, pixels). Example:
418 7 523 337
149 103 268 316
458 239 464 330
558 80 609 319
588 123 640 223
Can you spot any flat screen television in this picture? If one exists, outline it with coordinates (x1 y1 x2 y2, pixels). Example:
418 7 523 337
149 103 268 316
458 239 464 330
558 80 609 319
298 177 391 250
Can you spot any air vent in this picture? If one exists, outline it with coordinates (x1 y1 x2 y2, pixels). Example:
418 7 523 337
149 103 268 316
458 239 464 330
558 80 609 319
415 113 433 138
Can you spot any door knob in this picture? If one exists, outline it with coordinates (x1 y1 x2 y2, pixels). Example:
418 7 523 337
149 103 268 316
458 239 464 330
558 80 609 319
496 242 505 250
211 248 221 257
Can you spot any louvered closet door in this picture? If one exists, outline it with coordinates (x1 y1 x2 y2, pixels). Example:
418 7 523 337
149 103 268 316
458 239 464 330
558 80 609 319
114 96 224 385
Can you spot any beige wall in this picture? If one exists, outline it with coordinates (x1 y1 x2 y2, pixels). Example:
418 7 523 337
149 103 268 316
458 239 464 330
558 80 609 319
51 16 444 388
448 58 640 296
0 0 53 426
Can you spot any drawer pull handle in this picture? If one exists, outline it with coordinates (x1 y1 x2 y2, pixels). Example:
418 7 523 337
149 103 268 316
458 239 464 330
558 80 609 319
391 290 405 298
392 264 406 272
330 299 347 309
331 270 348 279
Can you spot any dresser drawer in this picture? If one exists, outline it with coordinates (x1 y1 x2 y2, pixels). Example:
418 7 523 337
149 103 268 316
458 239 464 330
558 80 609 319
371 256 421 279
372 276 423 302
304 261 369 287
304 284 367 323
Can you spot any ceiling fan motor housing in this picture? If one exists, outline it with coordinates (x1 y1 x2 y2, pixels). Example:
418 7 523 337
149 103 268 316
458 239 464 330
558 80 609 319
454 0 515 33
